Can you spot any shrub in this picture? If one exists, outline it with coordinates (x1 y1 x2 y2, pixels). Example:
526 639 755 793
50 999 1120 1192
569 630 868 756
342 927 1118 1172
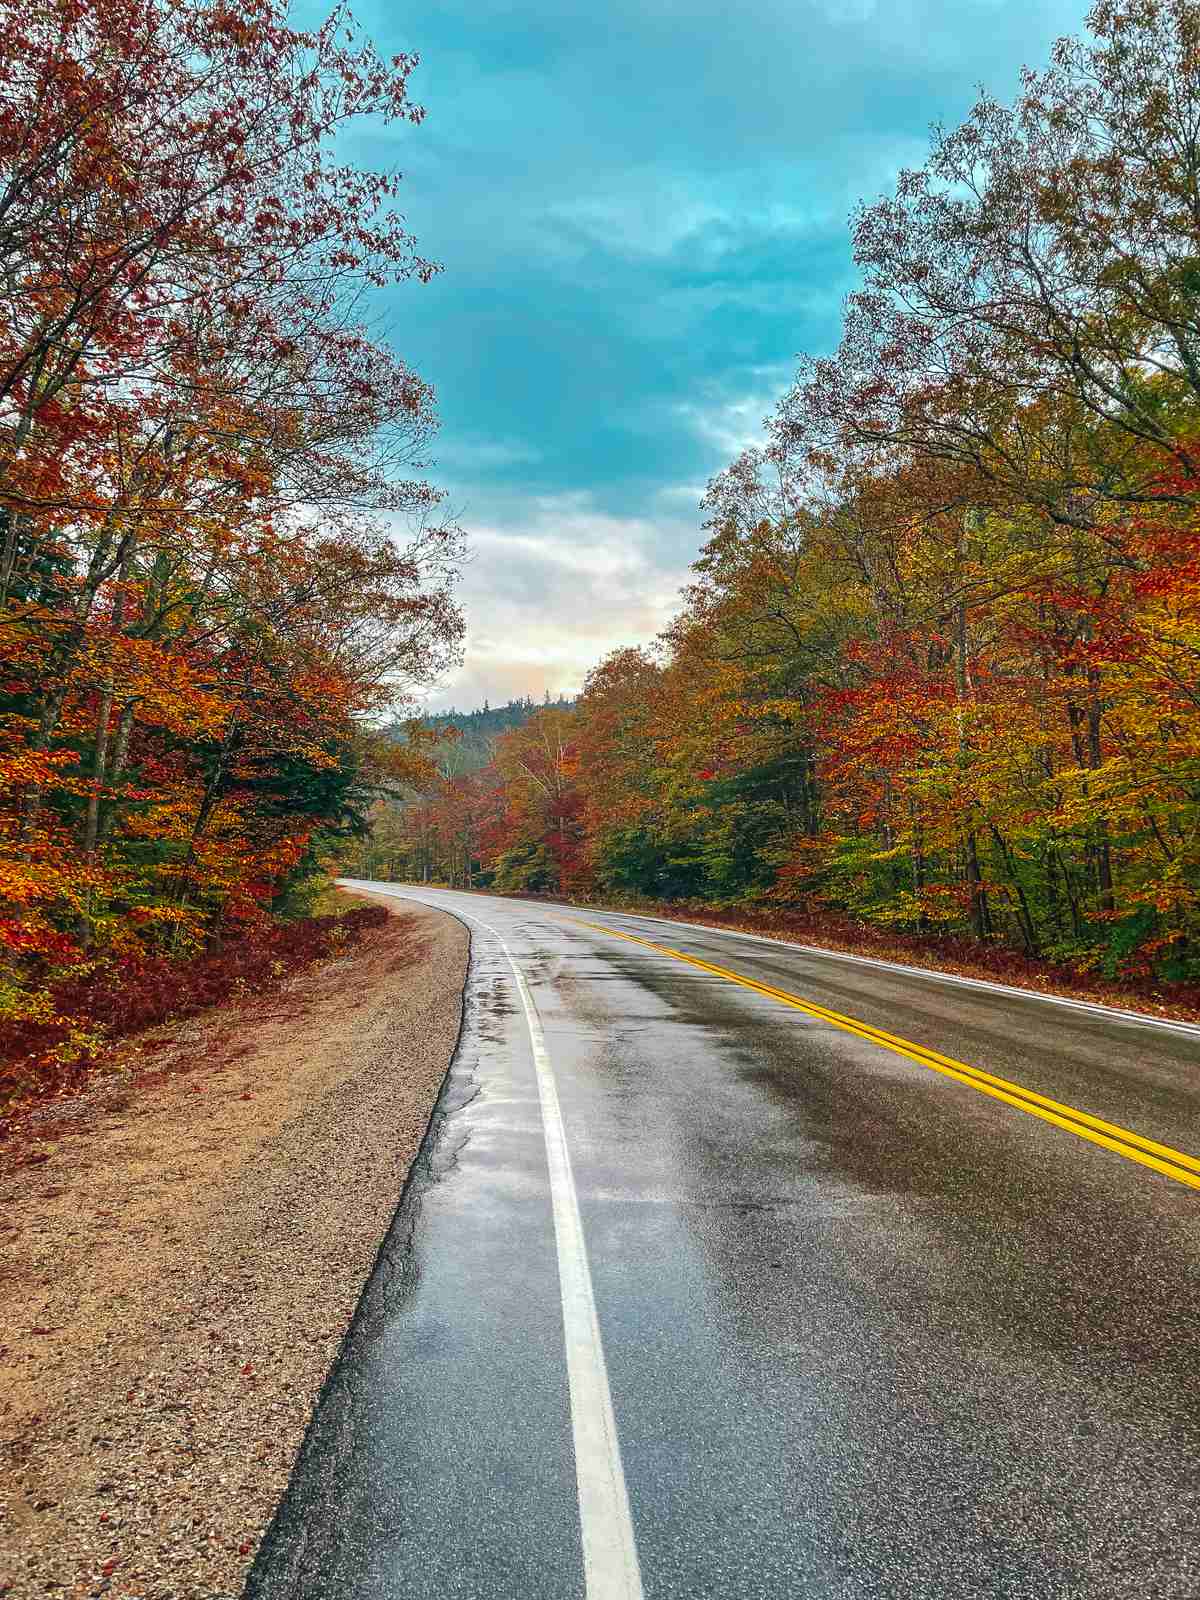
0 906 390 1115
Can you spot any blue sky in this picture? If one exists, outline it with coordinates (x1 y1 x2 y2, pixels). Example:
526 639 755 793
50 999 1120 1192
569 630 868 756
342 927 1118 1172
336 0 1091 711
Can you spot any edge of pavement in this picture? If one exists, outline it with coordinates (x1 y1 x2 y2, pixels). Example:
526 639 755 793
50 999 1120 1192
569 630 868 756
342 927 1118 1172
354 881 1200 1040
0 896 470 1600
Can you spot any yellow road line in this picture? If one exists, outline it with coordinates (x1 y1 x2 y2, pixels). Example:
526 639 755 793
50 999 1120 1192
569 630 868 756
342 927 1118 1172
564 915 1200 1195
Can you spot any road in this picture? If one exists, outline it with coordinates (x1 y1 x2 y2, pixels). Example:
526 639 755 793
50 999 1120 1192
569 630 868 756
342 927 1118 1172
247 884 1200 1600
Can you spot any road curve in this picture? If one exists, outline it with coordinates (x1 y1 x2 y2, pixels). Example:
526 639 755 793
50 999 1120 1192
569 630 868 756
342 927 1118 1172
247 884 1200 1600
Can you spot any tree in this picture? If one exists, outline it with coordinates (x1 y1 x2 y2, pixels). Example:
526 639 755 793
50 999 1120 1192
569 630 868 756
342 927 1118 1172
0 0 464 1087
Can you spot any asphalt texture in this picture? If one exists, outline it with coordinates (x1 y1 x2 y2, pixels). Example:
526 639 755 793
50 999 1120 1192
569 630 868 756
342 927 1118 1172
246 886 1200 1600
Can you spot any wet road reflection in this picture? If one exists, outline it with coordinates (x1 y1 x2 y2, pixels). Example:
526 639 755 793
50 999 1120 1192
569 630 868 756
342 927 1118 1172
248 885 1200 1600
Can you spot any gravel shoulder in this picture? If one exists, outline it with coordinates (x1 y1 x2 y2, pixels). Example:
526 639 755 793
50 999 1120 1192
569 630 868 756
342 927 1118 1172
0 896 469 1600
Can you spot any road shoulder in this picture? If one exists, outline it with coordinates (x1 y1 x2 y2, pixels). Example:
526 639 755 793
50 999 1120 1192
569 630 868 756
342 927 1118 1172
0 898 469 1600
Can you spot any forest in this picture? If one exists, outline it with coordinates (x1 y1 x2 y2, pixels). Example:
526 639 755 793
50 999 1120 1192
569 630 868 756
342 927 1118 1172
360 0 1200 991
7 0 1200 1110
391 696 576 778
0 0 463 1099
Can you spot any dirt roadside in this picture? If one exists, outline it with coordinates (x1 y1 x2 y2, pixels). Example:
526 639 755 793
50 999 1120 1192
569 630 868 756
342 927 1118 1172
0 895 469 1600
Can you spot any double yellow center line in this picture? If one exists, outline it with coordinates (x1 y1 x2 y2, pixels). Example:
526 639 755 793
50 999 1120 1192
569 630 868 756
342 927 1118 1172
566 916 1200 1194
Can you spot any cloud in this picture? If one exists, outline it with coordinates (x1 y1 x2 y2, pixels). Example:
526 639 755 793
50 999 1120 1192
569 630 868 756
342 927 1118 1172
419 492 689 710
546 188 733 262
330 0 1095 709
671 364 796 458
434 435 543 473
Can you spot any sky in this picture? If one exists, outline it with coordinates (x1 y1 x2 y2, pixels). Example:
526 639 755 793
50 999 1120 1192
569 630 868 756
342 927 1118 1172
332 0 1092 712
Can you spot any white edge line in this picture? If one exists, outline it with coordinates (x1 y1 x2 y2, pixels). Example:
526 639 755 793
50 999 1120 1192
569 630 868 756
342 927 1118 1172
586 908 1200 1041
341 882 1200 1043
361 884 644 1600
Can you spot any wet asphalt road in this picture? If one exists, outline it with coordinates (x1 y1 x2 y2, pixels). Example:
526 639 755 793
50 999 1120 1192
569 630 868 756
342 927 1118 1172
247 885 1200 1600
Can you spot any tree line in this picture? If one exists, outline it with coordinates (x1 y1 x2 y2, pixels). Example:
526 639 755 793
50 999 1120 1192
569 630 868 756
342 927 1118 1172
391 695 576 779
0 0 462 1083
359 0 1200 987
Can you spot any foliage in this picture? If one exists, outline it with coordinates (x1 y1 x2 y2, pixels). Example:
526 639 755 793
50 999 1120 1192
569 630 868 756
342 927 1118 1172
0 0 462 1097
354 0 1200 993
393 696 576 777
0 905 389 1113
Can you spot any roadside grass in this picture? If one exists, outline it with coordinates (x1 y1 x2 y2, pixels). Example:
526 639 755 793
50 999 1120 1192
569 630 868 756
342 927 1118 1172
309 882 378 917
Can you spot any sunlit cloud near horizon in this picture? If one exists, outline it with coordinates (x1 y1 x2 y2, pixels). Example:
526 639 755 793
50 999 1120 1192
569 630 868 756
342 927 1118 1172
325 0 1093 712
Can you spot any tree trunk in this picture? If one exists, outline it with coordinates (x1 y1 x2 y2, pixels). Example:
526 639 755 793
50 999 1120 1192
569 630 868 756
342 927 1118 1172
955 540 992 941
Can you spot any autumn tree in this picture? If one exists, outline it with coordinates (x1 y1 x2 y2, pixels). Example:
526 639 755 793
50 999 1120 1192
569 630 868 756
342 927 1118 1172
0 0 463 1085
352 0 1200 990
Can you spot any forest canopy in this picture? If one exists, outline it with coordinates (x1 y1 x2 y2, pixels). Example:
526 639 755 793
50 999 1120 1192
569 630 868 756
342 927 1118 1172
0 0 463 1093
362 0 1200 989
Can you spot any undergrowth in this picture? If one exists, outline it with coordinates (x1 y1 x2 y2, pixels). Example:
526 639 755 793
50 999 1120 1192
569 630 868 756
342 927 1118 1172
0 905 391 1118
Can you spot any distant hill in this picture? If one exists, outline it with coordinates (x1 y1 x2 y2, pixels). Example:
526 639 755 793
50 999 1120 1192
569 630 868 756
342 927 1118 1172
394 695 575 776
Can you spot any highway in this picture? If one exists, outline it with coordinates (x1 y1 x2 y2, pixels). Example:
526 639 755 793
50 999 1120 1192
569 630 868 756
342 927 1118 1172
247 884 1200 1600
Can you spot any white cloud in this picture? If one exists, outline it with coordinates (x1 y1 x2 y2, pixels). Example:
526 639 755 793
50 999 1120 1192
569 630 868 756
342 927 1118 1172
434 435 543 472
672 363 793 457
418 491 690 711
653 480 708 508
547 185 731 261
